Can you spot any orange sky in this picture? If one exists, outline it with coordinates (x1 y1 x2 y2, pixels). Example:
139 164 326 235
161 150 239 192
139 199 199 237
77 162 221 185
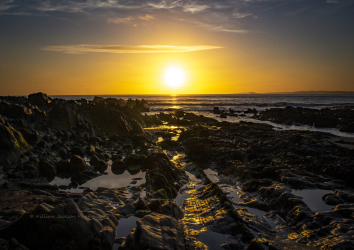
0 0 353 95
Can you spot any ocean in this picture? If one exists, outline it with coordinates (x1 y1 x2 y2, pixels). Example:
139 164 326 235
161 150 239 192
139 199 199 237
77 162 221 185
51 94 354 111
51 94 354 137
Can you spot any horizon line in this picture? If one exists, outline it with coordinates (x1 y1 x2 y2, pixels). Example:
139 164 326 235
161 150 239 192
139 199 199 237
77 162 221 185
5 91 354 97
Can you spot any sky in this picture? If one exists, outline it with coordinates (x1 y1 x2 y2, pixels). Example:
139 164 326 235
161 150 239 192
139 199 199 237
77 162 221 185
0 0 353 95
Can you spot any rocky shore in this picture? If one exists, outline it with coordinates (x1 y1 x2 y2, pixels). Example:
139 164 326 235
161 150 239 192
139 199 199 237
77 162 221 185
0 93 354 250
254 106 354 132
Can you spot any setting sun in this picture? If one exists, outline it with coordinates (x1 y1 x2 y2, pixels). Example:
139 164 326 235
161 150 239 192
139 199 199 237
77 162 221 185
164 66 185 87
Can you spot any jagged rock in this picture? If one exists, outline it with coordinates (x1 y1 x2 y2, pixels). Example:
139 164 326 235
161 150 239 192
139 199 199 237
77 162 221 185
117 203 136 216
90 155 108 173
0 198 117 249
213 107 221 114
70 155 88 173
19 128 40 145
38 160 56 181
55 160 72 174
130 119 144 135
323 194 345 205
245 239 265 250
112 160 126 173
120 213 185 250
0 102 33 120
49 102 82 130
244 108 257 114
0 122 29 164
93 96 105 103
146 200 184 220
78 102 133 135
28 92 49 107
58 147 68 159
70 146 84 157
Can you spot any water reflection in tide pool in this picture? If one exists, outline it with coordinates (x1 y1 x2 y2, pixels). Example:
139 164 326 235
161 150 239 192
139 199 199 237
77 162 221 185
50 164 146 192
203 168 219 182
175 192 192 207
185 171 200 183
292 189 334 212
112 216 139 250
236 206 267 217
174 171 202 207
197 230 231 250
221 185 243 203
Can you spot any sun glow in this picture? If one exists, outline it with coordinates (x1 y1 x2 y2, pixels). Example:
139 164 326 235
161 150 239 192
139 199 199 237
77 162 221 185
164 66 185 87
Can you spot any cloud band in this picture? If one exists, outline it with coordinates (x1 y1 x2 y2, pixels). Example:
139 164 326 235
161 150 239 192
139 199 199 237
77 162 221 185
41 44 223 54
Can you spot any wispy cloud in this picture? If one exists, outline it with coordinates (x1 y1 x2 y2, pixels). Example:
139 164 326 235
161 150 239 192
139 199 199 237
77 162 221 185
107 14 154 24
107 16 134 24
190 20 251 33
183 4 209 13
139 14 154 21
232 12 252 18
0 0 14 11
1 0 352 35
41 44 223 54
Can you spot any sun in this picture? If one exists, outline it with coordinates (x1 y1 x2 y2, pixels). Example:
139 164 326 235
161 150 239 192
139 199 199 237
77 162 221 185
164 66 185 87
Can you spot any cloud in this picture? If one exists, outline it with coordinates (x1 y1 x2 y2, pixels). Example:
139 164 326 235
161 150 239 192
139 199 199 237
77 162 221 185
139 14 154 20
107 14 154 24
232 12 252 18
107 16 134 24
191 20 251 33
41 44 223 54
1 0 350 36
183 4 209 13
0 0 14 11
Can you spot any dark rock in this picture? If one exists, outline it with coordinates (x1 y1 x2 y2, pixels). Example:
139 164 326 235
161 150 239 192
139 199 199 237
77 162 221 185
36 140 48 149
49 102 82 130
120 213 185 250
147 200 184 220
0 198 117 249
58 147 68 159
213 107 221 114
38 160 57 181
70 155 88 173
55 160 71 174
0 122 29 164
130 119 144 135
90 155 108 173
111 160 126 174
0 102 33 120
246 239 265 250
117 203 136 216
244 108 257 114
93 96 105 103
323 194 345 205
19 129 40 145
42 197 54 204
71 146 84 157
115 237 126 245
28 92 49 107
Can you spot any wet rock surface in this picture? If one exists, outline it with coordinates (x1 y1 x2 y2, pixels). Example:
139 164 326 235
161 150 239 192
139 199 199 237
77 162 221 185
256 106 354 132
1 94 354 249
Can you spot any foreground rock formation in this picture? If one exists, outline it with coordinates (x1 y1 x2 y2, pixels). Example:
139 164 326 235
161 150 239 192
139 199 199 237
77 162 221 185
0 93 354 250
